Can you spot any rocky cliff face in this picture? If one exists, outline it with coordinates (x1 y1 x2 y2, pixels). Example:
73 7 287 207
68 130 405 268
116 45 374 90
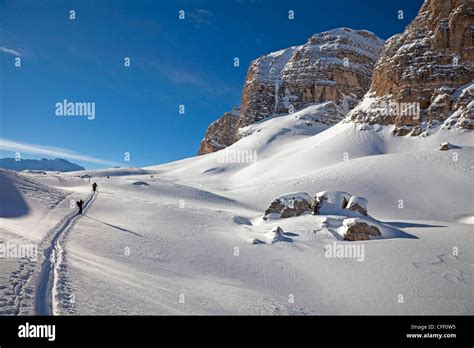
348 0 474 135
198 107 240 155
238 28 384 129
198 28 384 155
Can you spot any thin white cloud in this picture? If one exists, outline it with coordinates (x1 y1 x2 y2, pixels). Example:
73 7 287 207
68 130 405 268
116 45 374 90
144 59 235 96
161 66 236 95
188 9 213 27
0 138 121 167
0 46 22 57
163 68 205 86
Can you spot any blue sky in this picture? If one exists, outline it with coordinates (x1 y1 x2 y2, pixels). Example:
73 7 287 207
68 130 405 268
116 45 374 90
0 0 423 169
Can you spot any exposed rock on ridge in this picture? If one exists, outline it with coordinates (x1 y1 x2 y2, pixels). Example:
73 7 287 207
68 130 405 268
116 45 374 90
199 28 384 154
198 107 240 155
348 0 474 134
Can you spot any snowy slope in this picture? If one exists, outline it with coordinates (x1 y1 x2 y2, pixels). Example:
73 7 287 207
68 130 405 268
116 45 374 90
1 103 473 315
149 104 473 222
0 170 91 314
53 167 474 314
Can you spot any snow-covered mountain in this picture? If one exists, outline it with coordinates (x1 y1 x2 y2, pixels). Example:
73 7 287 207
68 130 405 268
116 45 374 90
238 28 384 127
152 102 473 221
0 158 85 172
3 98 471 315
348 0 474 135
199 28 384 155
1 0 473 317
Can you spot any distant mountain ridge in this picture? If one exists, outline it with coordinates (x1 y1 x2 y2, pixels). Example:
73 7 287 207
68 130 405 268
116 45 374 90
0 158 85 172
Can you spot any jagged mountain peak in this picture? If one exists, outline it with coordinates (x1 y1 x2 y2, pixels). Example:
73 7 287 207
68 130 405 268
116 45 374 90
199 27 384 155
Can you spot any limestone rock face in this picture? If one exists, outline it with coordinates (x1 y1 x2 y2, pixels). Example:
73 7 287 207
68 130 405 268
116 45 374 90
198 28 384 155
198 108 240 155
237 28 384 130
348 0 474 134
441 82 474 130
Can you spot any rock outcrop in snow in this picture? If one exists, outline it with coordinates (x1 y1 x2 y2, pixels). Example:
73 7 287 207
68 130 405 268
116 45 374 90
263 226 288 244
263 190 370 220
312 191 369 216
347 0 474 135
263 192 312 220
346 196 368 216
438 142 451 150
199 28 384 154
248 226 291 244
339 218 381 241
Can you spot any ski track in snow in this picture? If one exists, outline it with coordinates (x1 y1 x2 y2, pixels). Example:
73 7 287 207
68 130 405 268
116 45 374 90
34 192 96 315
2 101 473 315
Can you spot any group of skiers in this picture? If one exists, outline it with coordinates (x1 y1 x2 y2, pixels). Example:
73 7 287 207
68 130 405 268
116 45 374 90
76 182 98 215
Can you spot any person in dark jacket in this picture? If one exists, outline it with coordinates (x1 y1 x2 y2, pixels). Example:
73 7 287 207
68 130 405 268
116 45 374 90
312 196 324 215
92 182 97 193
76 199 84 215
313 200 321 215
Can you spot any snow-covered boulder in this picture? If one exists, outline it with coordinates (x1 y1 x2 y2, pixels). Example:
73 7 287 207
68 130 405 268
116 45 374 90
263 192 312 220
263 226 287 244
312 191 369 216
312 191 352 214
248 226 290 244
339 218 381 241
346 196 368 216
438 142 451 151
314 191 352 206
